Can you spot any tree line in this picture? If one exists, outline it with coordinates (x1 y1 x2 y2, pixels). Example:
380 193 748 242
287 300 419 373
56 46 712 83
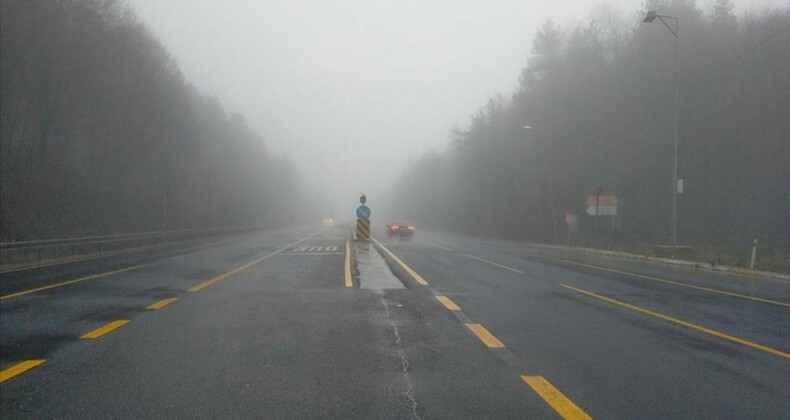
1 0 303 241
387 0 789 252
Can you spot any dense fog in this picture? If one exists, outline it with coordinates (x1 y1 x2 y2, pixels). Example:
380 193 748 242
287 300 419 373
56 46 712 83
386 0 790 253
1 0 305 240
1 0 787 257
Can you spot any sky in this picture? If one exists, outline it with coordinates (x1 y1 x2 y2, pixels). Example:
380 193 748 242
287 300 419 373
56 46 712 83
128 0 783 220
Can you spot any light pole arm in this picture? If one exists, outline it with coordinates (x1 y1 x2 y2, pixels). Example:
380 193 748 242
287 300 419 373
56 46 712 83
657 15 678 39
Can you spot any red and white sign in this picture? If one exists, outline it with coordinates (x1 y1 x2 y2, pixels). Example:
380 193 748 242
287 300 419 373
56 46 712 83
586 195 618 216
586 195 618 207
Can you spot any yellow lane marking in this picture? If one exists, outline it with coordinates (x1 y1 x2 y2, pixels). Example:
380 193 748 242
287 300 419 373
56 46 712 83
539 255 788 308
0 265 145 301
345 240 353 287
187 233 316 292
522 376 592 420
80 320 130 339
436 295 461 311
370 237 429 286
562 284 790 360
147 297 177 310
0 360 46 383
465 323 505 348
464 254 524 274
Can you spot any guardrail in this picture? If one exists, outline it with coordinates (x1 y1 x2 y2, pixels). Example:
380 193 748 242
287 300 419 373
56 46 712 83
0 226 258 271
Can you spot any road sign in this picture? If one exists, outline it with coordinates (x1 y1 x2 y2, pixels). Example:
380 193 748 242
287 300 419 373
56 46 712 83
565 213 578 225
356 205 371 220
586 195 618 216
586 195 618 207
586 206 617 216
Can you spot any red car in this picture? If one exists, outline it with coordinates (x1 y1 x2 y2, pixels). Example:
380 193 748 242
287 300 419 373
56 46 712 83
386 221 414 239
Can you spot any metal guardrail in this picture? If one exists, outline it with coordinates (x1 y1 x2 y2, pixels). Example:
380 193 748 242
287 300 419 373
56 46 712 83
0 226 258 270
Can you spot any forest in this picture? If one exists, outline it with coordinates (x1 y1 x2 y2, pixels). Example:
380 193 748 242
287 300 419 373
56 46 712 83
1 0 303 241
387 0 789 254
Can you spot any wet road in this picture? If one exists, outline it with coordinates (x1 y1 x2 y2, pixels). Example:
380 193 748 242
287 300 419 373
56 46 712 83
1 226 788 418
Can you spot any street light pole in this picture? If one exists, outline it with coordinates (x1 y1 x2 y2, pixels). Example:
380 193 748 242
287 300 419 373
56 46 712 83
643 11 680 247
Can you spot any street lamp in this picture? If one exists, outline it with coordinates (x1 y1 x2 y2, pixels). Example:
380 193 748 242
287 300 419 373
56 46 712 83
523 125 558 243
643 10 680 247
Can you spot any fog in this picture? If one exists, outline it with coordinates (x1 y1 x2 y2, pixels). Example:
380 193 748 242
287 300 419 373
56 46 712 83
127 0 783 221
1 0 786 253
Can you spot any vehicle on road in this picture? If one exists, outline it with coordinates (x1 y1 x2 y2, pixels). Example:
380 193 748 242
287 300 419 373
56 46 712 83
386 221 414 239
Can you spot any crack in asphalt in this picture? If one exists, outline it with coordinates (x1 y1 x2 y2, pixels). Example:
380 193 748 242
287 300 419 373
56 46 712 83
378 292 420 420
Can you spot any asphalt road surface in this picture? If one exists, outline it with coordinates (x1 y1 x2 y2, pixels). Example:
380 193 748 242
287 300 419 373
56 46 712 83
1 226 788 419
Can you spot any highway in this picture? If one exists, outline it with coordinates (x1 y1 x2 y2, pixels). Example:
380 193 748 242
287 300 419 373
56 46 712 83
1 226 788 418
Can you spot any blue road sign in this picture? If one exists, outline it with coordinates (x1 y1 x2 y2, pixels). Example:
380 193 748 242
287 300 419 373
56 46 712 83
356 205 371 220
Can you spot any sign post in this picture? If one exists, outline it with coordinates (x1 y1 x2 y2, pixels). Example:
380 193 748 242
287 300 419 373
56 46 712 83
565 213 578 246
585 195 618 216
595 186 603 232
356 194 372 240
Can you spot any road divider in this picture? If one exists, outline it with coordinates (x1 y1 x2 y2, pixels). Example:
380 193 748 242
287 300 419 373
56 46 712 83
0 360 46 383
522 376 592 420
464 254 524 274
465 323 506 348
562 284 790 360
0 265 145 301
370 237 429 286
187 233 316 292
538 255 789 307
80 320 130 339
147 297 177 310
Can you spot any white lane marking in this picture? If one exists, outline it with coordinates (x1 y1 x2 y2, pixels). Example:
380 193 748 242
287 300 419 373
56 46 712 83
278 252 344 256
290 245 340 253
428 243 452 252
